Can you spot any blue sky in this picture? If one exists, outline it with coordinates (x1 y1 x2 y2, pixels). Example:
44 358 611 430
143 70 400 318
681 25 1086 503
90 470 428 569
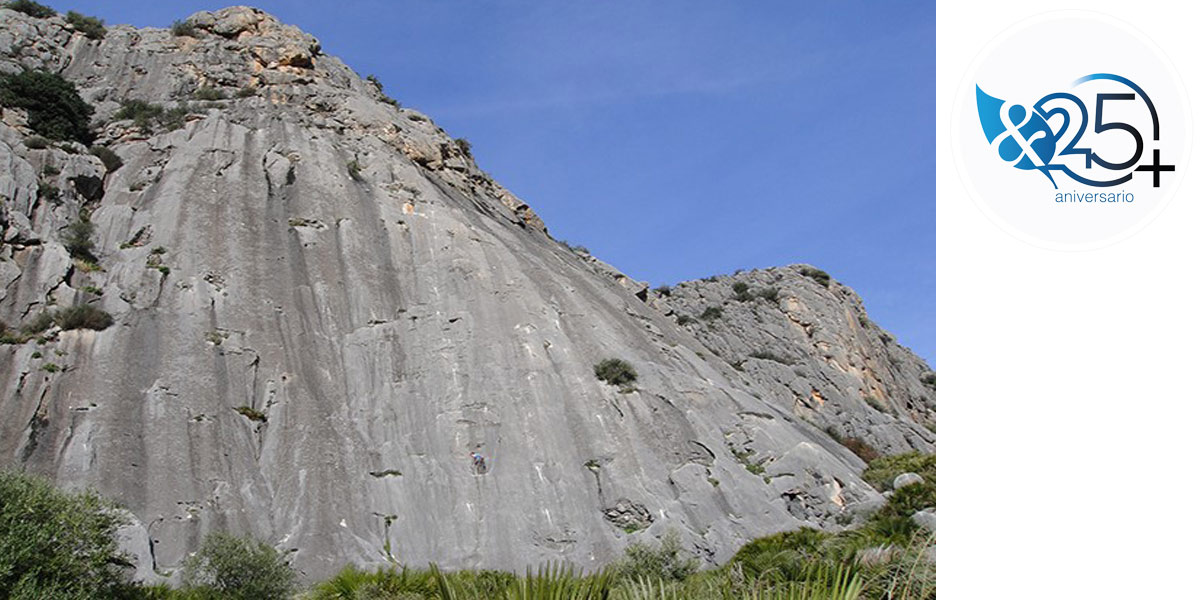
51 1 935 365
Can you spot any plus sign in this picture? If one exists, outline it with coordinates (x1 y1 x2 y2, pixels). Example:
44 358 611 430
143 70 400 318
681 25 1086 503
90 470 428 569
1135 149 1175 187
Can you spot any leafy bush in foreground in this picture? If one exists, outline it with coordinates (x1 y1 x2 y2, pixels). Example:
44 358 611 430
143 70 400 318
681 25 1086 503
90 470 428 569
728 528 827 582
182 532 297 600
612 530 698 583
0 471 129 598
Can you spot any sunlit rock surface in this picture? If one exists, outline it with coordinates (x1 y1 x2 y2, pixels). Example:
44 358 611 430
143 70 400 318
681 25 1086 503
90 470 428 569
0 6 933 581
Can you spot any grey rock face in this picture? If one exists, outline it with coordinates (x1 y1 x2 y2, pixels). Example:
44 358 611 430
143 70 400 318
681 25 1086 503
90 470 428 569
0 6 933 581
654 268 936 455
893 472 925 490
114 510 158 583
911 508 935 532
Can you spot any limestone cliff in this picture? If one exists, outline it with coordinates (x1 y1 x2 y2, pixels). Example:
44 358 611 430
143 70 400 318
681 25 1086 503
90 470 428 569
0 6 934 581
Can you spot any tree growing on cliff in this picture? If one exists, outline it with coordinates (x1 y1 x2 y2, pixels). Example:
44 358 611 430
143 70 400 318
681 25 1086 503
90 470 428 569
0 69 95 144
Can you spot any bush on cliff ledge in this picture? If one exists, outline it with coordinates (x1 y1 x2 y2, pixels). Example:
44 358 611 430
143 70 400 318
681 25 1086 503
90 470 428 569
0 69 95 144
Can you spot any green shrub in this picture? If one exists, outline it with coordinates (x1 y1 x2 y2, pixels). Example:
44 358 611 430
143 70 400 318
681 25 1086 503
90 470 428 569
842 438 879 463
90 145 123 172
864 395 889 413
800 266 831 287
675 314 694 326
54 304 114 330
4 0 55 18
20 311 55 335
76 257 103 272
729 528 829 581
37 180 60 202
0 70 95 143
193 86 224 101
612 530 698 583
919 371 936 387
699 306 723 321
170 19 197 37
23 135 50 148
757 287 780 302
310 565 432 599
654 285 671 297
861 482 936 546
454 137 472 157
160 105 190 130
234 406 267 423
235 86 256 98
825 428 880 463
63 218 97 261
114 99 159 126
861 452 935 491
41 164 60 175
0 471 129 598
115 99 189 132
347 159 363 181
182 531 297 600
749 350 793 365
875 481 934 522
302 529 928 598
731 282 753 301
313 564 524 600
65 10 106 39
594 358 637 386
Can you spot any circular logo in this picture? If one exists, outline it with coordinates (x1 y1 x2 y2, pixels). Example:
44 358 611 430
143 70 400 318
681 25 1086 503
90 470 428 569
951 11 1189 250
